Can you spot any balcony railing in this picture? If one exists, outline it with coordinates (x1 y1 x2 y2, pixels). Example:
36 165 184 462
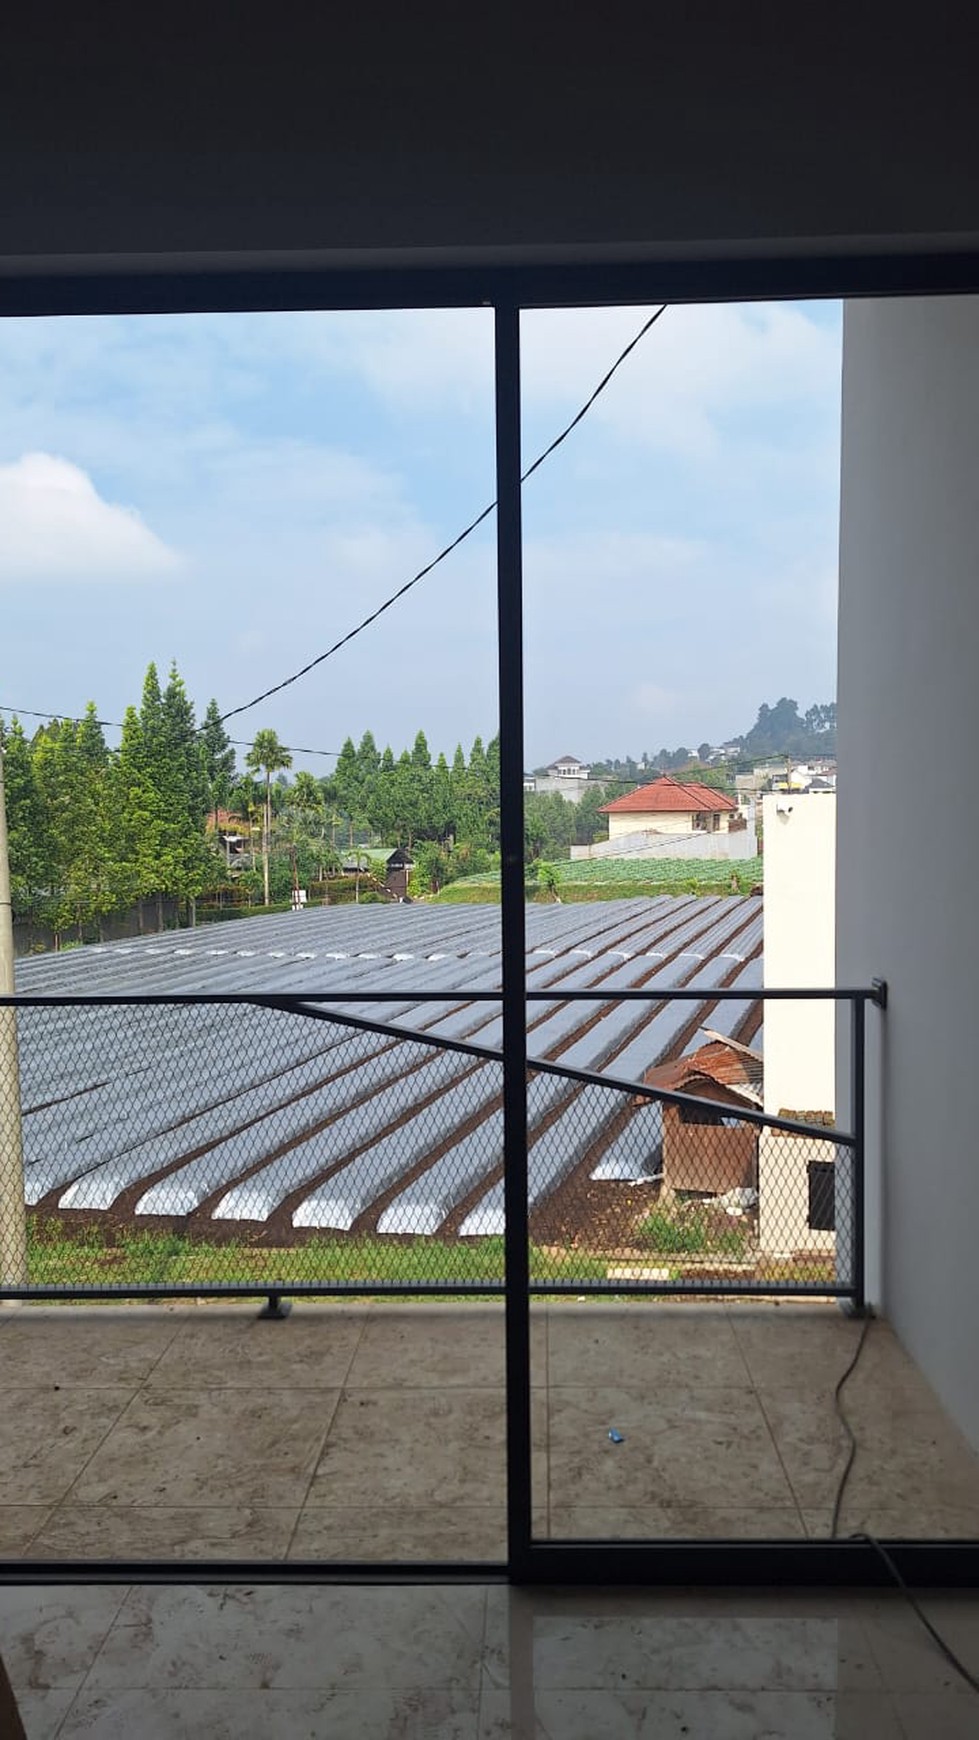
0 987 883 1307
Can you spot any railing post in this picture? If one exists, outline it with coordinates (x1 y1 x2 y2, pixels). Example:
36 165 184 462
851 995 867 1314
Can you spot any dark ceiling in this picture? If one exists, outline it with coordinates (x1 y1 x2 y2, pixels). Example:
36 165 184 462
3 6 979 305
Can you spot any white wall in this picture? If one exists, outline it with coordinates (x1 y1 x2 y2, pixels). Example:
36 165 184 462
759 795 837 1256
763 794 837 1117
837 296 979 1451
608 810 693 838
570 829 756 862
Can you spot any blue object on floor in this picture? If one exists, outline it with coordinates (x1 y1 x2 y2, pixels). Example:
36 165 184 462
608 1428 625 1444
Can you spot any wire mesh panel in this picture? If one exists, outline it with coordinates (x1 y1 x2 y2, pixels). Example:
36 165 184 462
526 1070 853 1295
0 992 860 1300
0 998 513 1294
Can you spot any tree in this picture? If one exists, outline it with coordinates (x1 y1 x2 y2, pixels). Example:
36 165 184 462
0 719 51 929
112 705 168 927
573 782 613 847
160 664 214 923
245 729 293 905
333 737 361 847
285 770 329 880
200 699 236 830
524 791 576 862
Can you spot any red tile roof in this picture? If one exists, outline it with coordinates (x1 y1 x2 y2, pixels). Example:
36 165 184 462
599 775 737 815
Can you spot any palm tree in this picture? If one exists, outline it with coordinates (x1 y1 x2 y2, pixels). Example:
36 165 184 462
245 730 292 906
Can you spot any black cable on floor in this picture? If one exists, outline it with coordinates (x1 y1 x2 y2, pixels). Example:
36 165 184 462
830 1311 979 1695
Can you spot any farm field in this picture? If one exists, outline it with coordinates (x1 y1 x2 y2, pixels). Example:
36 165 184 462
437 856 763 903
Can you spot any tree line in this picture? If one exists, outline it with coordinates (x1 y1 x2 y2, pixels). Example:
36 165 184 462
3 670 835 939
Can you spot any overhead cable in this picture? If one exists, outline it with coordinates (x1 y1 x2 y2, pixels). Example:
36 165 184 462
216 306 668 726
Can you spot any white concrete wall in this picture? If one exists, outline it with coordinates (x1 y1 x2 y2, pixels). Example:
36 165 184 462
837 296 979 1451
763 794 837 1116
608 809 693 838
570 829 756 862
760 794 837 1257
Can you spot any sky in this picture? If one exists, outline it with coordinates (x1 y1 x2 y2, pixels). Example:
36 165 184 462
0 301 842 774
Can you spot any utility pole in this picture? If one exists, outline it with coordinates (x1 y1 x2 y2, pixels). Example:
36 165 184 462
0 737 28 1287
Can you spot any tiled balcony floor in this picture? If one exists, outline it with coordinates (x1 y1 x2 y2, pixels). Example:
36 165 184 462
1 1300 978 1564
3 1580 979 1737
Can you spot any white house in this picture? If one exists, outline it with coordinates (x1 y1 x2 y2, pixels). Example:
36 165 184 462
546 754 589 780
599 774 738 840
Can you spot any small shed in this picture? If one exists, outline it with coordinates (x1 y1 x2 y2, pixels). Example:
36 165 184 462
637 1034 762 1199
384 846 414 900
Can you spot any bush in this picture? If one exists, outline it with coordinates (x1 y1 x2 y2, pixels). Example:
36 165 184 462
638 1205 749 1258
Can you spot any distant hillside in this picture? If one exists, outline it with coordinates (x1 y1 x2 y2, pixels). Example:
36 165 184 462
588 697 836 780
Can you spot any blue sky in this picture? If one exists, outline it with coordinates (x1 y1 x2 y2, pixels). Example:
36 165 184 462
0 302 841 773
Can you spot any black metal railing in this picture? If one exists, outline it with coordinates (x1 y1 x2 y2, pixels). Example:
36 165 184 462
0 986 884 1306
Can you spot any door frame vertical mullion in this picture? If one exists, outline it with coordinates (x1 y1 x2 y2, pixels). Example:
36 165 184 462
494 303 533 1581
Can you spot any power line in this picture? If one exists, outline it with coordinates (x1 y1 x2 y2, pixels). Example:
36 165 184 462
0 706 340 760
217 306 668 726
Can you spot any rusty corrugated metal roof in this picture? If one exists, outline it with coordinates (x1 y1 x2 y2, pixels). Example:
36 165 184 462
640 1036 763 1107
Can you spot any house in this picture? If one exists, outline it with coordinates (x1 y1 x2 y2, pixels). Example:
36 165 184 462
637 1035 762 1200
204 807 251 868
546 754 589 780
533 755 593 801
384 846 414 900
599 774 738 839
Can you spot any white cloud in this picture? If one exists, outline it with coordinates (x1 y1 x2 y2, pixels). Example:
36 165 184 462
281 303 840 461
0 453 179 583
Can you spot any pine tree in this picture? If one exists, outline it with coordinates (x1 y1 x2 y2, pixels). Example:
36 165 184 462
67 704 112 936
200 699 236 830
161 664 213 922
113 706 167 928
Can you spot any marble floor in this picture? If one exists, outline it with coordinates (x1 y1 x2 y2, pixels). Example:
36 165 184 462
1 1300 979 1564
2 1579 979 1737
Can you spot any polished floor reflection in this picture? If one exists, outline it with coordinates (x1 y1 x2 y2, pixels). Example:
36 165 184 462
0 1300 978 1564
1 1580 978 1737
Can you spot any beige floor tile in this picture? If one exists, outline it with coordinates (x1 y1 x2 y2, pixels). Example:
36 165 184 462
30 1504 300 1561
290 1503 508 1561
59 1685 480 1739
759 1392 979 1516
146 1306 367 1390
479 1686 859 1738
545 1503 806 1539
12 1688 77 1740
488 1610 853 1692
306 1387 511 1508
0 1309 180 1387
730 1307 913 1394
858 1591 979 1692
887 1689 979 1739
86 1583 487 1690
0 1390 134 1506
0 1585 129 1689
547 1303 748 1391
0 1506 51 1556
547 1384 795 1510
345 1305 543 1390
804 1504 979 1540
70 1388 338 1509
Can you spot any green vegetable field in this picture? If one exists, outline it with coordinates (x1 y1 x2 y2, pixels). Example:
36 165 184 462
436 857 762 903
